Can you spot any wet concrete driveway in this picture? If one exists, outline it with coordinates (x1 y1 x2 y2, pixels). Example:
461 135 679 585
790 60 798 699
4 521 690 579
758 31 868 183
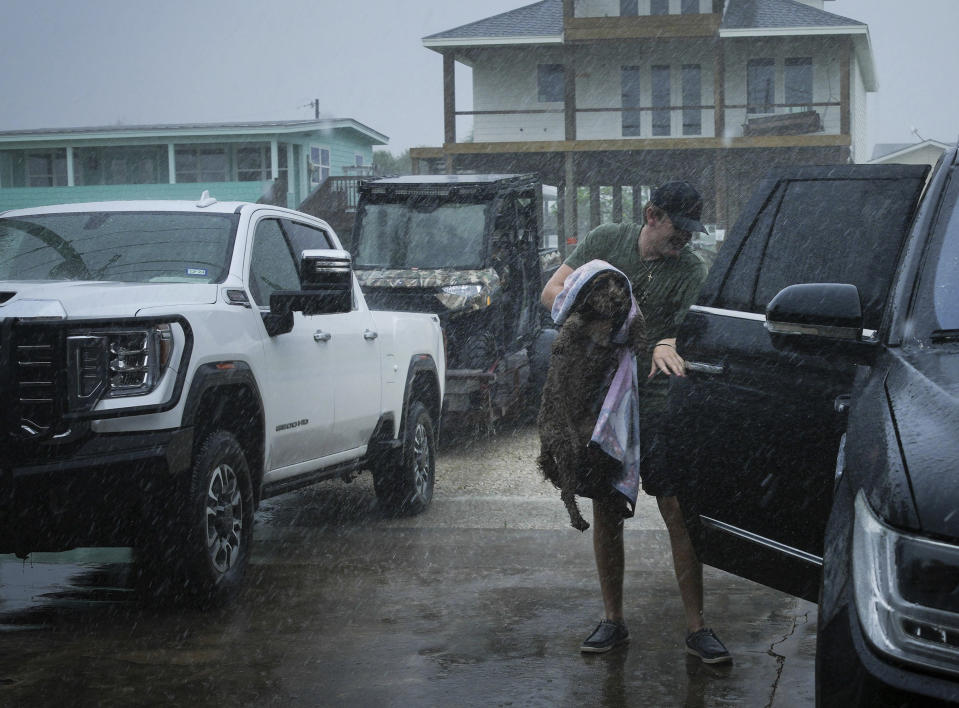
0 424 816 707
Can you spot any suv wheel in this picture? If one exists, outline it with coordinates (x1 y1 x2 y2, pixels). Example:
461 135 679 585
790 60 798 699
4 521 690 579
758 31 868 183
374 400 435 516
182 430 254 602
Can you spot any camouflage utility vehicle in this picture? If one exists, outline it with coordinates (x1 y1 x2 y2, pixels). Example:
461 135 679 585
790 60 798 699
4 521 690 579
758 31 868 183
352 174 560 427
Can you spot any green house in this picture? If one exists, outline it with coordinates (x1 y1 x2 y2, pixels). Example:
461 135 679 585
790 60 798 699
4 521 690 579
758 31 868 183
0 119 388 212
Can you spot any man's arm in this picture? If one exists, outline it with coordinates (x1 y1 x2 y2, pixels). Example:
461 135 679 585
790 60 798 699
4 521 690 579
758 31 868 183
541 263 574 310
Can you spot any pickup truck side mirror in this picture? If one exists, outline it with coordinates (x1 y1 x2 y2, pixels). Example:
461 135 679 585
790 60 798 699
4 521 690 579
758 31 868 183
765 283 876 360
262 250 354 337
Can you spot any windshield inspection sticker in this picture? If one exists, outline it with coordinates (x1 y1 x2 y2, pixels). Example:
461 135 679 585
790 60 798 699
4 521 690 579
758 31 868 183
186 267 208 277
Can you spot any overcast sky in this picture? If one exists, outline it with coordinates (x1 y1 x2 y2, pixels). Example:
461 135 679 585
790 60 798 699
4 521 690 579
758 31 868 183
1 0 956 154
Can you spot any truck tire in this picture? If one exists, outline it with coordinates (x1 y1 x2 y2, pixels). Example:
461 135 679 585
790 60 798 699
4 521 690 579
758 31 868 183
374 400 435 516
461 330 498 370
180 429 254 603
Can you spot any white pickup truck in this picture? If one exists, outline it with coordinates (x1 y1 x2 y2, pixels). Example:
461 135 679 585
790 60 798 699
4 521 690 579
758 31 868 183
0 194 445 602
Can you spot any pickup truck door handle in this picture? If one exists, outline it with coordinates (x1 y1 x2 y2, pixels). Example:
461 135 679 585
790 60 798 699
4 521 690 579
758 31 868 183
313 331 332 342
685 361 725 375
364 329 378 341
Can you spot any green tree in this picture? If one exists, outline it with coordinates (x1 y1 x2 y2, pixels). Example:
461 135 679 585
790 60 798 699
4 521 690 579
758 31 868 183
372 149 412 176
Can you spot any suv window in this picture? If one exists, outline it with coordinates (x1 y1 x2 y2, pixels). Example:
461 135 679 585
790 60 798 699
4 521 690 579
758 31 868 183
249 218 299 307
915 170 959 334
717 178 918 328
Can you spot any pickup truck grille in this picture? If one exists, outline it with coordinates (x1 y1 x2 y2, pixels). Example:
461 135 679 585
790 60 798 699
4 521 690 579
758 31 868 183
0 323 63 440
16 341 57 436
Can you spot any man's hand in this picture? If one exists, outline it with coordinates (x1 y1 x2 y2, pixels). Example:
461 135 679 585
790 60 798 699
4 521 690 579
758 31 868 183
649 338 686 378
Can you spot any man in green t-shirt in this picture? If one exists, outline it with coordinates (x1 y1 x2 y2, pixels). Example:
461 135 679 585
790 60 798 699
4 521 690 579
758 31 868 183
541 181 731 662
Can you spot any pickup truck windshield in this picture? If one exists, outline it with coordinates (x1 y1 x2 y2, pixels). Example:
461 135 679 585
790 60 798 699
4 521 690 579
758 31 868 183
0 212 236 283
354 203 486 269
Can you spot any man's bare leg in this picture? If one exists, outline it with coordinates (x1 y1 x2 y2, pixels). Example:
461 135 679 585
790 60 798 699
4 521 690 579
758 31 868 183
592 500 625 622
657 495 704 632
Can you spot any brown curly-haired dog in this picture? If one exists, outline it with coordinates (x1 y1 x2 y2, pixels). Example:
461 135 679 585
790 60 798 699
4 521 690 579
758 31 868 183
537 271 646 531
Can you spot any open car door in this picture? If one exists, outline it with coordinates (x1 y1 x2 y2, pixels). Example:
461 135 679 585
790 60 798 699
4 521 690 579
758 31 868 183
670 164 928 601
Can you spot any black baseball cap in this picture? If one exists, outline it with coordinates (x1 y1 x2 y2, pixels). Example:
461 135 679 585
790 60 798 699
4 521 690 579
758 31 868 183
651 180 706 233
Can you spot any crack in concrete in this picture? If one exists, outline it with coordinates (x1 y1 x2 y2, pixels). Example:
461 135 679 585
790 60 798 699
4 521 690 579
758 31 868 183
763 609 811 708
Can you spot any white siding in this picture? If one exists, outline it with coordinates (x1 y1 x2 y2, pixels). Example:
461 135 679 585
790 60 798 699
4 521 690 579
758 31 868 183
575 39 715 138
472 49 566 142
470 42 716 142
723 37 841 138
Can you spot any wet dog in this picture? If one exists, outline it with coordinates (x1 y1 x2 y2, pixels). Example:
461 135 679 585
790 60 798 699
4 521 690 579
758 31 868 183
537 270 645 531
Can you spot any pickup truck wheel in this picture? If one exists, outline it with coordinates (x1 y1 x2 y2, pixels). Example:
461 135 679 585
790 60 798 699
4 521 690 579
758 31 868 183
181 430 254 602
374 401 435 516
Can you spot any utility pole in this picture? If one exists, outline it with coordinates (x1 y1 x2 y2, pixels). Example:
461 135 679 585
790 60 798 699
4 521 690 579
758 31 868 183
311 99 319 119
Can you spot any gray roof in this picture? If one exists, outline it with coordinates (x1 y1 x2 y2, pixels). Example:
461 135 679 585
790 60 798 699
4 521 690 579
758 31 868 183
722 0 865 30
423 0 562 42
0 119 369 138
425 0 865 45
870 140 955 162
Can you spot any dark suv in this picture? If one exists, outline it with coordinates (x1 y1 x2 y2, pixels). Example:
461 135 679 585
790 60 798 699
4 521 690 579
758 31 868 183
670 148 959 705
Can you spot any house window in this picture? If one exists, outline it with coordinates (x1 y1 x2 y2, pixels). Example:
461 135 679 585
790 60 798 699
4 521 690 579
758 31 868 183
237 145 271 181
76 146 167 186
620 0 638 16
650 0 669 15
26 149 68 187
747 58 775 114
785 57 813 110
355 154 364 167
621 66 642 137
681 0 699 13
309 145 330 186
175 145 228 183
682 64 702 135
537 64 565 103
652 65 671 136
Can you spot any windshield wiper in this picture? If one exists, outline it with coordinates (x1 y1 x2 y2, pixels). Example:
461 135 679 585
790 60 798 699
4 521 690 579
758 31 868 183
930 329 959 343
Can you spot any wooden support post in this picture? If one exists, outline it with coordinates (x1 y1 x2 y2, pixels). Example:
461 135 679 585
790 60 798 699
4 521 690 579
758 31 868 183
564 51 577 141
556 183 566 256
632 185 644 223
564 152 577 253
444 53 456 145
612 186 623 223
839 36 851 139
589 185 600 230
714 38 725 139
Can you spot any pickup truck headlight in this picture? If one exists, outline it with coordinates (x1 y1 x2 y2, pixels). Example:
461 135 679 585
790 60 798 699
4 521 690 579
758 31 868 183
68 324 175 408
435 283 490 311
852 490 959 676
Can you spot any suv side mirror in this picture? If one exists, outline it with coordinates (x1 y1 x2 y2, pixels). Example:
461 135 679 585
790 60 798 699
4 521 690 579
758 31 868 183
263 250 354 337
766 283 863 339
765 283 876 360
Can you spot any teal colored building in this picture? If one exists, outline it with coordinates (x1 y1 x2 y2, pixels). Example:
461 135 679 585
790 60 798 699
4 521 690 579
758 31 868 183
0 119 387 212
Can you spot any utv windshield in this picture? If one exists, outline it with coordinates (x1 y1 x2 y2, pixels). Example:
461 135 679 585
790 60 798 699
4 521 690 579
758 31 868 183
354 202 487 269
0 211 237 283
